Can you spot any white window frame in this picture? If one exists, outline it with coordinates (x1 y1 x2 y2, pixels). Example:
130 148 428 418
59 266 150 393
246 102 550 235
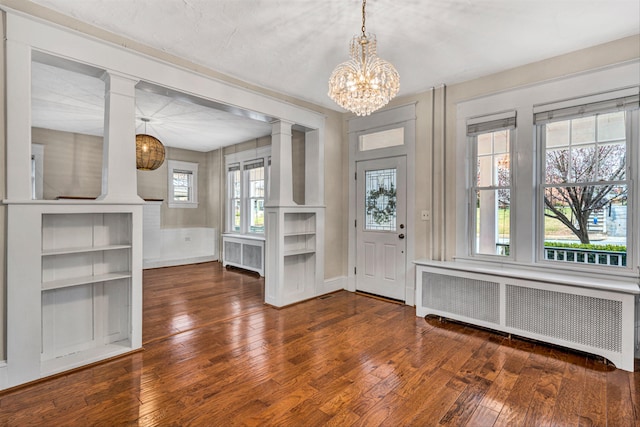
535 98 637 271
31 143 44 200
455 61 640 280
225 146 271 235
167 160 198 208
467 113 516 260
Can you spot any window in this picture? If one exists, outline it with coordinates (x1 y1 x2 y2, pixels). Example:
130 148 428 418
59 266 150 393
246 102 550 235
228 164 241 232
457 64 639 277
246 160 265 233
536 97 637 268
359 127 404 151
168 160 198 208
225 148 270 234
468 114 515 257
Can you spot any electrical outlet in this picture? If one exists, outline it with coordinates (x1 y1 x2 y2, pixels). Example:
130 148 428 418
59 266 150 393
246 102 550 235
421 210 431 221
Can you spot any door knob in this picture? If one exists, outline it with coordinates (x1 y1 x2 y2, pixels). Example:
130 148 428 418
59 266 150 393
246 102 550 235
399 233 405 239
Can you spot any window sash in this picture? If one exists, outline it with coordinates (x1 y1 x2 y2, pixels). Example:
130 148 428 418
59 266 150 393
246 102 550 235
538 109 631 269
225 154 269 234
470 128 513 258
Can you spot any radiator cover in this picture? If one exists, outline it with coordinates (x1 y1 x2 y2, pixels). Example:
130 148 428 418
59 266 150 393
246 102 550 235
421 272 500 325
222 235 265 276
416 264 638 372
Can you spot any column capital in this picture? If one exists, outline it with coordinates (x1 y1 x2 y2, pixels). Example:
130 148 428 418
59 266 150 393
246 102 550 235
271 119 294 135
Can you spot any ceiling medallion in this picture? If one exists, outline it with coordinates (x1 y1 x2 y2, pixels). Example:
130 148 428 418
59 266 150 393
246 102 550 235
328 0 400 116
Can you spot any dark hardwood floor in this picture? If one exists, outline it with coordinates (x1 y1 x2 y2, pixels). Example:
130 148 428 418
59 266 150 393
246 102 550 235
1 261 638 426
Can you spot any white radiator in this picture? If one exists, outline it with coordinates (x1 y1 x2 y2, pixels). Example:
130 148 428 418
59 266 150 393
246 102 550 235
416 261 639 372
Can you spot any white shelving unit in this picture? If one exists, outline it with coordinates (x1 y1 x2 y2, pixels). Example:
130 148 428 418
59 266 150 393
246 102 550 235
265 207 324 307
5 204 143 387
283 212 316 257
40 213 133 372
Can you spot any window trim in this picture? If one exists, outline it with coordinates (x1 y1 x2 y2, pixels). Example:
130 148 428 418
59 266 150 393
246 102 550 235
167 160 199 208
225 146 271 235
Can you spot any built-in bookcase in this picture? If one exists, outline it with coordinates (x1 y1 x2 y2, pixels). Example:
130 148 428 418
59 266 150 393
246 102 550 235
40 213 133 373
265 207 324 307
283 212 316 256
5 204 142 388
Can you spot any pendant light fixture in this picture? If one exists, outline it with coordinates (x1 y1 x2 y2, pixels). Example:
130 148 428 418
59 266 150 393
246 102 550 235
136 118 165 171
328 0 400 116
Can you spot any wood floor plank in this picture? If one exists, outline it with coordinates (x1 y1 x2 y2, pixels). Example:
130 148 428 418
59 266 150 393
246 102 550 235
465 404 501 427
578 360 608 426
606 368 635 427
492 361 546 426
522 350 565 427
1 261 636 427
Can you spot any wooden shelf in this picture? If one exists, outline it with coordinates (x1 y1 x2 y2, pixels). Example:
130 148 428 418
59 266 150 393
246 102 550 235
42 271 131 291
42 245 131 256
284 249 316 257
283 231 316 237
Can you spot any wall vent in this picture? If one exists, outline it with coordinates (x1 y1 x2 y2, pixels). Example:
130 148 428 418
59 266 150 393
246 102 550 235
422 272 500 324
505 285 622 353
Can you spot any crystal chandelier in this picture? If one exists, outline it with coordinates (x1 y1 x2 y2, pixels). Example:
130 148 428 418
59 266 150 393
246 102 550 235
328 0 399 116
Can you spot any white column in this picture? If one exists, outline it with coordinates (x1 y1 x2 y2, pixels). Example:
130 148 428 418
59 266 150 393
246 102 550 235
97 71 143 203
5 40 33 201
267 120 295 206
304 128 324 206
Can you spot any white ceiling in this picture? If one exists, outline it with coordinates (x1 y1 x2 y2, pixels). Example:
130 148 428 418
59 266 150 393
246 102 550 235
31 60 274 152
26 0 640 151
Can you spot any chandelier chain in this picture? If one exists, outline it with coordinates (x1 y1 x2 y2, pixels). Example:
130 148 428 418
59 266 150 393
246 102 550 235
361 0 366 36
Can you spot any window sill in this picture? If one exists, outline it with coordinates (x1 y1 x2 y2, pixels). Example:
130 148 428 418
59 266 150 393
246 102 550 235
168 202 198 209
222 233 266 241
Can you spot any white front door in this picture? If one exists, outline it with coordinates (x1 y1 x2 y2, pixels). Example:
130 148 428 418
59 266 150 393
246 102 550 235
356 156 407 301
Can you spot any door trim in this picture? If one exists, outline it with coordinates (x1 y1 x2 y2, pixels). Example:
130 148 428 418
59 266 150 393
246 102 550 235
347 103 417 306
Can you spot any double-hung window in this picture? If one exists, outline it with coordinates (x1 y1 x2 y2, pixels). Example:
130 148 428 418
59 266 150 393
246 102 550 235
168 160 198 208
536 94 638 268
245 160 265 233
228 164 241 232
468 113 515 257
225 148 270 235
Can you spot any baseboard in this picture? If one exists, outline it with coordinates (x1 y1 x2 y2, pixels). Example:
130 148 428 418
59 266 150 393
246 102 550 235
0 361 7 390
143 256 218 269
321 276 347 294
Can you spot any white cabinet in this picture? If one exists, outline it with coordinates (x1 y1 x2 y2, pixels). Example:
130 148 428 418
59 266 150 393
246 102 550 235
265 207 324 307
5 204 142 388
